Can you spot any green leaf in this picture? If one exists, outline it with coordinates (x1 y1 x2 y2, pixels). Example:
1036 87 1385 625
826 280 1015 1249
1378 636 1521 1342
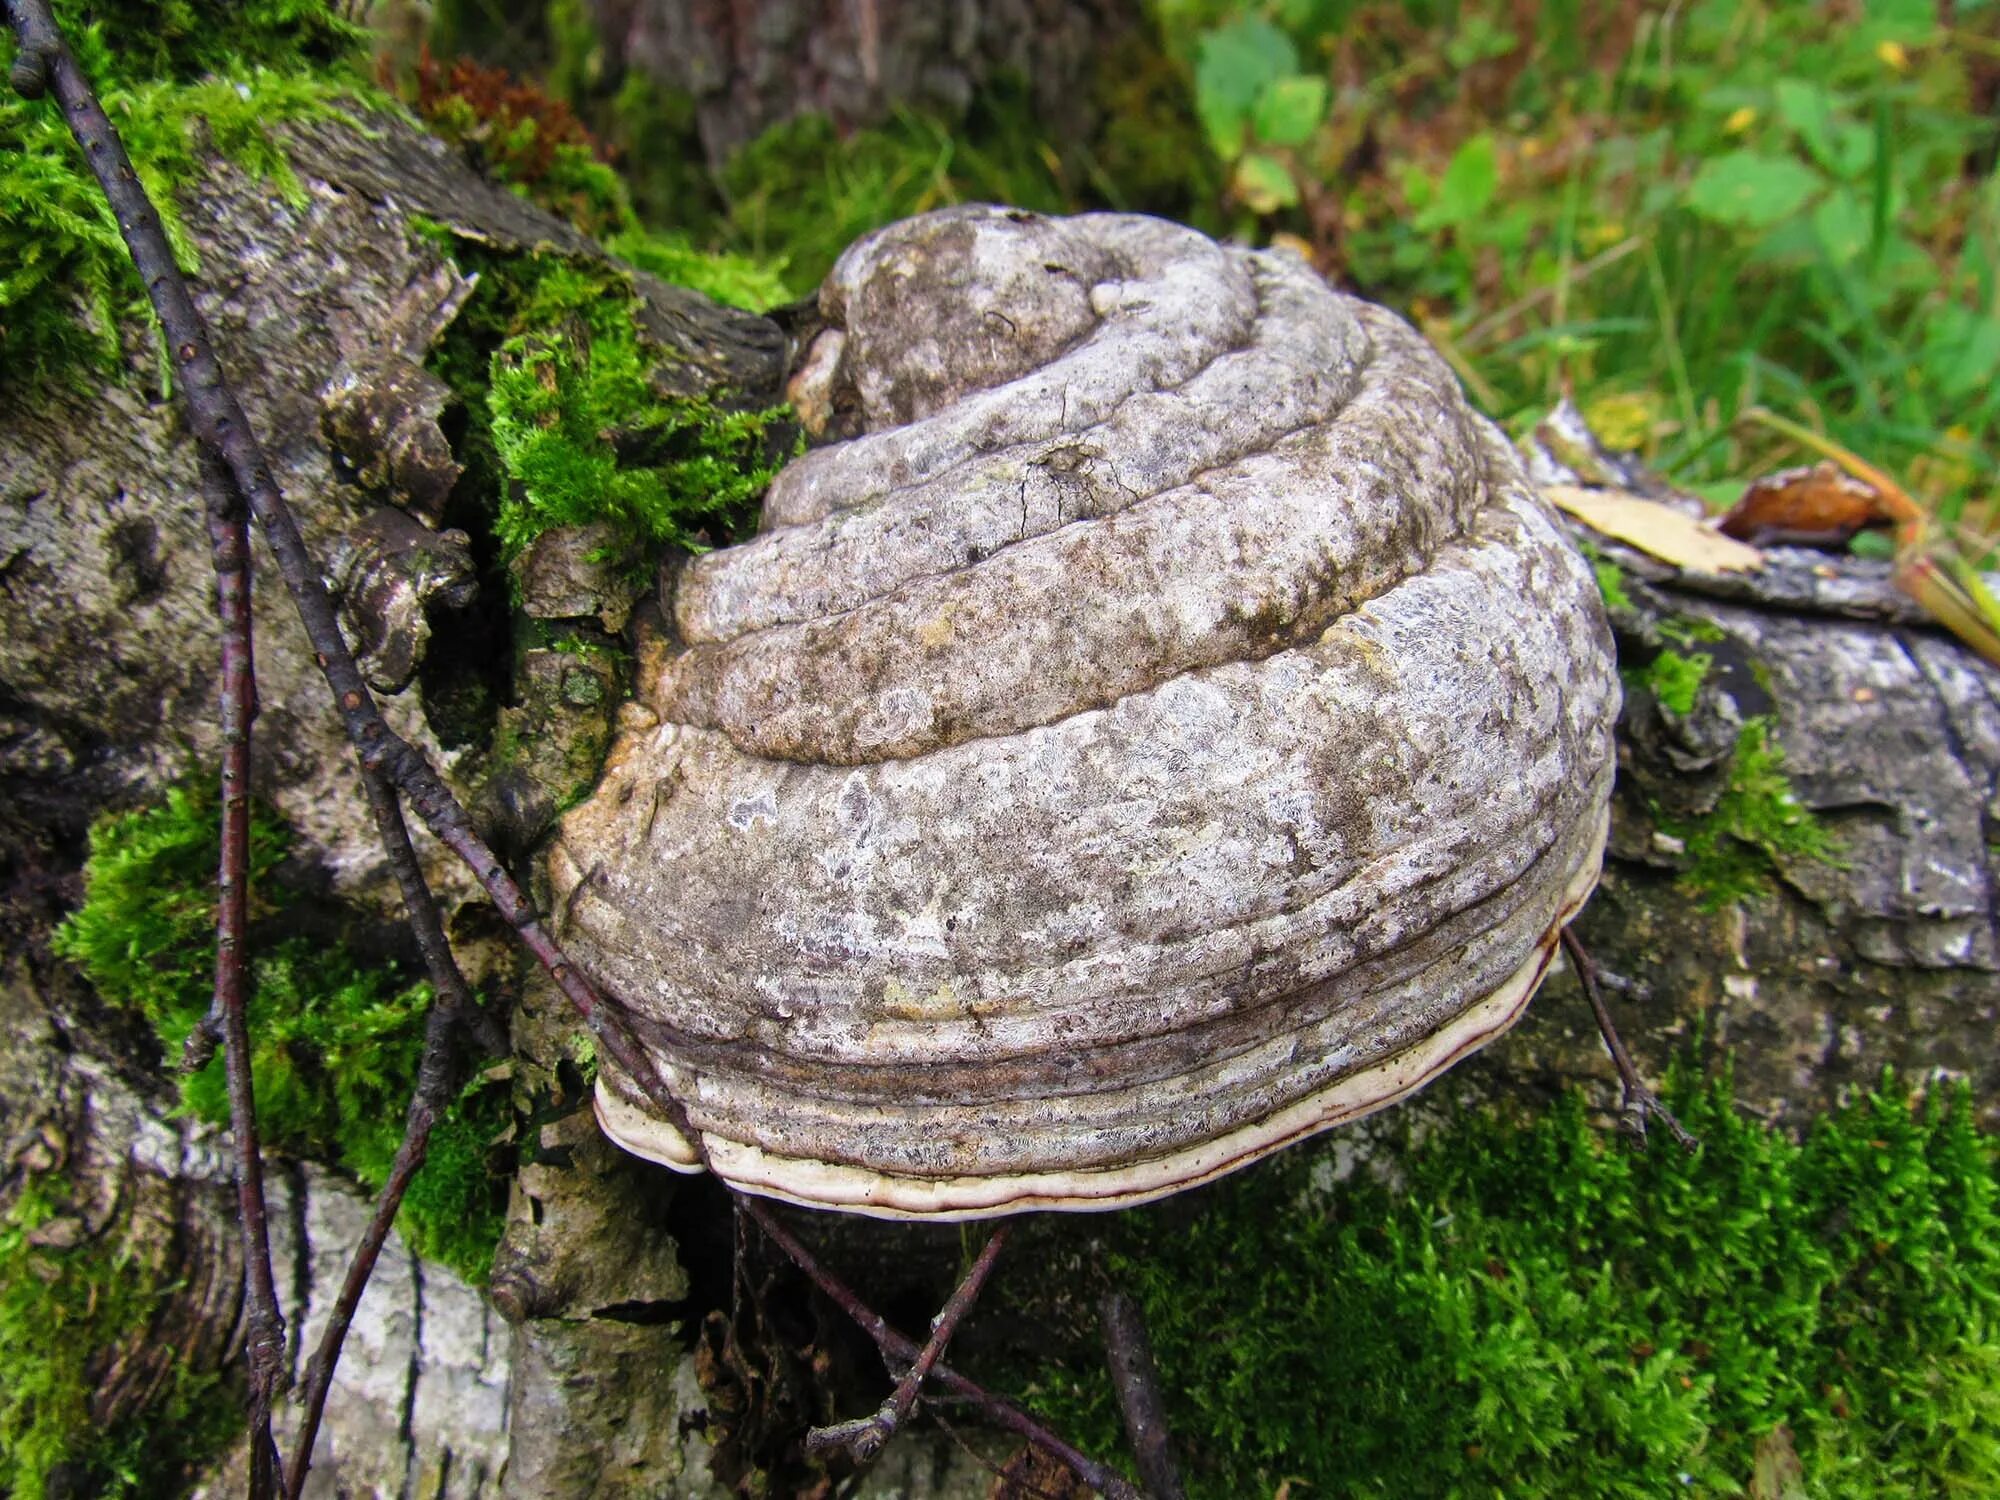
1810 187 1870 263
1444 15 1519 69
1251 74 1328 148
1417 133 1499 231
1926 304 2000 399
1774 79 1874 178
1234 151 1300 214
1195 16 1298 159
1684 151 1824 228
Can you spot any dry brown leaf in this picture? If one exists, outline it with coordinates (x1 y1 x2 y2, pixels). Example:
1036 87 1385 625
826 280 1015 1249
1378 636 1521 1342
1544 484 1765 574
986 1445 1093 1499
1717 461 1896 547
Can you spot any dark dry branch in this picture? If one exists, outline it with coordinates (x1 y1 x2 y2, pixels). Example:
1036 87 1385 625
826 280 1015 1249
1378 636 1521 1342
354 764 511 1058
197 444 285 1499
279 887 469 1500
1560 926 1699 1150
743 1200 1145 1500
6 12 1142 1494
1099 1289 1186 1500
806 1222 1014 1462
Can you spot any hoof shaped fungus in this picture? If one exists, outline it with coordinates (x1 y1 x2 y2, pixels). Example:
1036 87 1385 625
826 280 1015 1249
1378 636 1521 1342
549 207 1620 1219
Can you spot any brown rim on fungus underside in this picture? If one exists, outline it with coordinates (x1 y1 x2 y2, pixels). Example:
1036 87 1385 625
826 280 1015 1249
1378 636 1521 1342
549 206 1621 1220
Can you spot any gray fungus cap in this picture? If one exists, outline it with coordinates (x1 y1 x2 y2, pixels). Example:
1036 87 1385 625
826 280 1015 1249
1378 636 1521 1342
547 205 1620 1219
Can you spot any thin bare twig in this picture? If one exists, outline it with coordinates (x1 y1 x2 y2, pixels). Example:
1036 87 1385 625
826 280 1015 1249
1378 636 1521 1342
280 977 463 1497
1560 927 1698 1150
281 770 511 1492
1099 1289 1185 1500
197 445 285 1498
807 1222 1014 1462
356 765 511 1058
743 1201 1144 1500
8 14 1140 1495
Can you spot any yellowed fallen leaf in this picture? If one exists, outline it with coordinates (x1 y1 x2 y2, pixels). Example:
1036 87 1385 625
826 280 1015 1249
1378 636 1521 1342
1544 484 1765 574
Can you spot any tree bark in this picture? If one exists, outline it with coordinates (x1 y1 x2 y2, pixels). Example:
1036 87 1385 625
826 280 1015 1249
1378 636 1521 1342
0 945 509 1499
583 0 1153 173
1501 536 2000 1131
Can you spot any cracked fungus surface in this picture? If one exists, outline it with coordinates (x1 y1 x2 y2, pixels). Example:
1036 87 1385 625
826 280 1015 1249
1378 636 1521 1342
548 205 1620 1219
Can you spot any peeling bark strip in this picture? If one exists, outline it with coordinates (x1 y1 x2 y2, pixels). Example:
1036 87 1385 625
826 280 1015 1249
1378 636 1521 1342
552 205 1622 1218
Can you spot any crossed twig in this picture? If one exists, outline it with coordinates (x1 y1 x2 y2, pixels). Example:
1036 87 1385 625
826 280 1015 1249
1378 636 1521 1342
2 6 1148 1494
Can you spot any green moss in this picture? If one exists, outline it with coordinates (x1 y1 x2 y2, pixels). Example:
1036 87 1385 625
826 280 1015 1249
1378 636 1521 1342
1658 614 1727 648
1579 542 1633 614
412 234 795 573
606 227 793 312
50 784 509 1283
1592 558 1633 613
37 0 364 84
1665 718 1841 911
1013 1069 2000 1498
1641 648 1713 717
489 328 792 561
0 1181 236 1499
0 2 372 390
475 252 795 562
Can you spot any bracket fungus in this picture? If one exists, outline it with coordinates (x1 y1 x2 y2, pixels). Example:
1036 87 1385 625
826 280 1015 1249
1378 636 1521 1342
548 205 1620 1220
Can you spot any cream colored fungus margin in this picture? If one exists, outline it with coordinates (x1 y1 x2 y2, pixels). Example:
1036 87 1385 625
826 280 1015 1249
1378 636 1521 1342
592 801 1607 1222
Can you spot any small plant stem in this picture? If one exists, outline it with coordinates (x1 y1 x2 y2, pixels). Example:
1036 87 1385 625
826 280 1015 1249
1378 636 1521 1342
1560 927 1698 1150
744 1200 1143 1500
198 444 285 1499
1099 1289 1186 1500
807 1223 1014 1462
